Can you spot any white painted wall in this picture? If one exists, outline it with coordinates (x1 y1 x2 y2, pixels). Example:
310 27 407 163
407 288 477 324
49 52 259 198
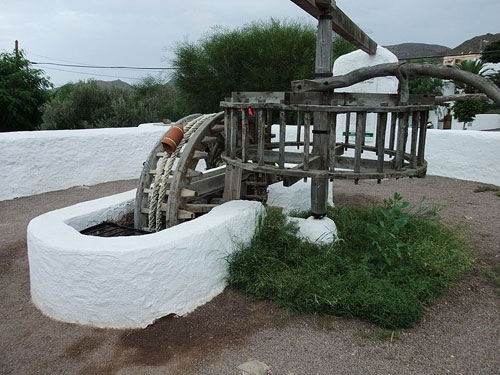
451 114 500 131
0 124 167 201
27 192 264 329
425 129 500 185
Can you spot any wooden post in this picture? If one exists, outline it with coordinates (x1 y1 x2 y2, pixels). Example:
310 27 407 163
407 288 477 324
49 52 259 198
296 111 302 150
279 110 286 168
304 112 311 170
354 112 367 182
223 107 242 201
344 112 351 150
328 112 337 172
417 111 428 166
311 13 333 218
389 112 397 150
241 109 248 163
376 112 388 173
257 109 265 166
395 112 409 170
410 112 419 169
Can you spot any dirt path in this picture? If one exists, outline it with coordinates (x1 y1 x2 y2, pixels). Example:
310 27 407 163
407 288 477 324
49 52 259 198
0 176 498 375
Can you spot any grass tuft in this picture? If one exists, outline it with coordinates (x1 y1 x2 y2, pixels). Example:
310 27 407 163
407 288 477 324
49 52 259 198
227 195 472 329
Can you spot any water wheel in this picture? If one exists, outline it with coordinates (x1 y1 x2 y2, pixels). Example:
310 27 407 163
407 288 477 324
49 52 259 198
134 113 226 231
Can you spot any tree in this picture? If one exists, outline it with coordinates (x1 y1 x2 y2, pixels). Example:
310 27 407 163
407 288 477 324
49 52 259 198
454 60 493 93
452 99 488 130
41 77 177 129
482 40 500 63
172 19 317 114
0 50 52 132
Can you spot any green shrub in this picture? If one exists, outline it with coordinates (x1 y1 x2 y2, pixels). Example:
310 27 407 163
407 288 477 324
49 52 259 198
172 19 317 114
227 196 472 328
41 76 178 130
0 50 52 132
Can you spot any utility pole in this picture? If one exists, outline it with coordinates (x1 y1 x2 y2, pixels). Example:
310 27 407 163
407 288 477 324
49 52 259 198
15 40 19 55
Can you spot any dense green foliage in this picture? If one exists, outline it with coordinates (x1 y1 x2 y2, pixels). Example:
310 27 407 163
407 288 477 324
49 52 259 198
172 19 317 115
481 40 500 63
41 77 178 130
0 50 52 132
408 76 444 96
227 195 471 328
452 99 489 128
408 59 444 96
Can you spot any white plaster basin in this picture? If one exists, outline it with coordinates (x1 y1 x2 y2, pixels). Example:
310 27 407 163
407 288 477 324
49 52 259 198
27 190 264 329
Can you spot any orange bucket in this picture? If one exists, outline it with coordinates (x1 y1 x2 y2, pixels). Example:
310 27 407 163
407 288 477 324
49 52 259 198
161 125 184 153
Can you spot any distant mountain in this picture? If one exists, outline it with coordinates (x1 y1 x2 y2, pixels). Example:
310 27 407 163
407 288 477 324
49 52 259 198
448 33 500 55
94 79 132 90
384 43 451 60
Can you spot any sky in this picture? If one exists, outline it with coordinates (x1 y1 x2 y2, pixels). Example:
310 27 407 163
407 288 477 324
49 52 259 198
1 0 499 86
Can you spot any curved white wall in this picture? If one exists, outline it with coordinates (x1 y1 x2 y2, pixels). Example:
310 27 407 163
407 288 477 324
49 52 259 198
0 124 166 200
27 192 264 328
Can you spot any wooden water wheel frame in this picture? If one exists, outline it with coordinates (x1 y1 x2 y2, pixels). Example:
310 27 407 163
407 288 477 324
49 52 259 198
134 112 227 231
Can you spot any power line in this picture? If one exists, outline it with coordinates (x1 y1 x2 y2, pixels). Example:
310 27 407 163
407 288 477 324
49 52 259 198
31 61 176 70
25 51 92 66
40 66 142 81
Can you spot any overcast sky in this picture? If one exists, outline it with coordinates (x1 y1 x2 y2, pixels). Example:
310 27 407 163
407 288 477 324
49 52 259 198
1 0 499 86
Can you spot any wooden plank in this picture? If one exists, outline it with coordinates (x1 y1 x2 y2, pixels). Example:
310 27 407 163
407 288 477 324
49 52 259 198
389 112 397 150
231 91 287 104
177 209 195 220
410 112 419 169
241 109 248 163
296 111 302 150
329 112 337 171
143 188 197 198
344 112 351 150
279 110 286 168
185 204 218 213
257 109 265 166
303 112 311 170
223 165 243 201
220 101 435 113
315 12 333 76
282 156 321 187
230 108 237 158
290 0 377 55
376 112 387 173
224 109 230 156
395 112 409 170
192 150 208 159
266 109 273 142
417 111 428 166
354 112 367 174
201 136 217 145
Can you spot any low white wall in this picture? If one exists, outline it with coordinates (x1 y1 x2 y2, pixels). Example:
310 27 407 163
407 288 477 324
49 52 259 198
425 129 500 186
451 114 500 131
0 124 166 201
27 191 264 328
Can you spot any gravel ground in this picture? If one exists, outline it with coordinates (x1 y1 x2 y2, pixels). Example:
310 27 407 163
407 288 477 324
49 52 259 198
0 176 499 375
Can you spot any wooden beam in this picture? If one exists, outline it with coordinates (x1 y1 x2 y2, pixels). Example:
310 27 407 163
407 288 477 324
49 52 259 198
290 0 377 55
291 63 500 106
